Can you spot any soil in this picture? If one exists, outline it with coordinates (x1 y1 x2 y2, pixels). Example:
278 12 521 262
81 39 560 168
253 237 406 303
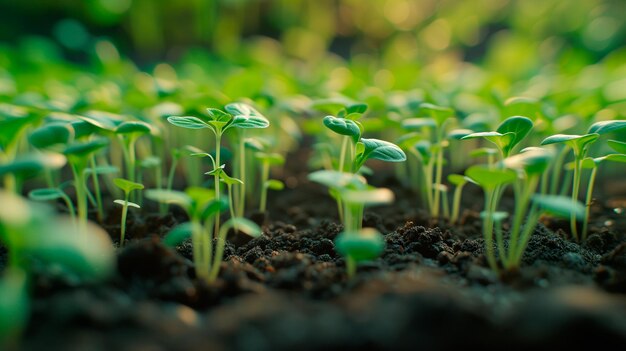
7 147 626 350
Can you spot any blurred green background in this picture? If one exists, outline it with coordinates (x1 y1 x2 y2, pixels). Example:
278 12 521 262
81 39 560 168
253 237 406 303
1 0 624 64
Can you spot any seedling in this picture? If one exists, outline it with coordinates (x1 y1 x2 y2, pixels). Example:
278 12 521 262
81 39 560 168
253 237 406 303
255 152 285 213
0 104 40 192
113 178 144 246
63 138 109 230
309 170 393 277
28 186 76 222
540 119 626 241
447 174 474 224
114 121 152 195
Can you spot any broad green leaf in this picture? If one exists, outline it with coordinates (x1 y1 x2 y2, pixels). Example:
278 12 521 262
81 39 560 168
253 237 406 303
532 195 585 220
0 153 66 178
334 228 385 262
465 165 517 190
414 140 432 163
224 217 262 238
145 189 192 210
496 116 533 155
345 103 368 115
113 178 144 193
29 123 73 149
225 103 270 129
64 138 109 158
29 188 65 201
540 133 599 154
185 186 216 209
503 148 553 175
607 140 626 154
357 138 406 166
341 187 394 206
0 107 38 149
163 222 194 247
395 132 424 149
588 120 626 135
70 120 98 139
323 115 361 143
200 197 229 220
461 131 515 155
265 179 285 191
115 121 152 135
80 111 122 131
308 170 366 190
596 154 626 164
167 116 209 129
113 199 140 208
447 174 469 186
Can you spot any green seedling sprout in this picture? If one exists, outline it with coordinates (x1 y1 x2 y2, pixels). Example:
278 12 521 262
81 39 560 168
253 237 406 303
63 138 109 230
114 121 152 194
113 178 144 246
28 187 76 222
0 105 41 192
256 152 285 213
447 174 474 224
540 120 626 241
465 165 517 271
573 152 626 240
309 170 393 277
206 165 243 223
224 102 270 217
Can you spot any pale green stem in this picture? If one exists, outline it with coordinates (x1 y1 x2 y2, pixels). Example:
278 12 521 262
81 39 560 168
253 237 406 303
90 156 104 222
570 158 582 241
71 162 88 232
237 134 246 217
582 166 598 241
259 161 270 212
450 183 466 224
513 206 540 264
550 146 570 195
338 136 348 173
432 144 444 218
506 176 539 267
213 133 222 237
120 193 129 247
483 189 498 272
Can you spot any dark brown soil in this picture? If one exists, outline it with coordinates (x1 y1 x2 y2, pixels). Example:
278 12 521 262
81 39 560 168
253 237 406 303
7 147 626 350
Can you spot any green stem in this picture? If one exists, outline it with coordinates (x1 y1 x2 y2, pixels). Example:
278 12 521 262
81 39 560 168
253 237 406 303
237 134 246 217
120 193 129 247
483 189 498 272
338 136 348 172
513 206 540 264
259 161 270 212
450 183 466 224
432 143 444 218
570 157 582 241
213 133 222 237
550 146 569 195
582 166 597 241
506 176 538 268
90 156 104 222
71 162 88 232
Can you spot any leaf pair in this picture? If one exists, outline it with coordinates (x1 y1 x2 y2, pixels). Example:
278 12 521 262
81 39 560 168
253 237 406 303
462 116 533 157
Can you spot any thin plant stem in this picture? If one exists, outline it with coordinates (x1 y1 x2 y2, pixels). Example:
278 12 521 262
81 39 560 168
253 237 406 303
259 161 270 212
582 166 598 241
570 158 581 241
90 156 104 222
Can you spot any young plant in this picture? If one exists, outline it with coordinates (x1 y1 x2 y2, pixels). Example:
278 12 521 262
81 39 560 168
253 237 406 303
167 106 269 234
28 186 76 222
256 152 285 213
224 103 270 217
309 170 393 277
0 105 40 192
447 174 473 224
113 178 144 246
63 138 109 230
114 121 152 196
540 119 626 241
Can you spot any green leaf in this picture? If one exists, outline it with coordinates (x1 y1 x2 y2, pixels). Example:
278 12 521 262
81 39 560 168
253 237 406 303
596 154 626 164
206 108 232 122
480 211 509 222
29 123 73 149
461 131 514 155
469 147 498 158
80 111 123 131
607 140 626 154
447 174 469 186
113 178 144 193
323 115 361 143
345 103 368 115
447 129 474 140
357 138 406 165
0 153 66 178
145 189 192 211
64 138 109 158
532 195 585 220
115 121 152 135
84 165 119 176
540 133 599 155
0 109 38 149
28 188 65 201
496 116 533 155
224 103 270 129
341 187 394 206
200 197 228 220
167 116 209 130
587 120 626 135
113 199 140 208
465 165 517 190
265 179 285 191
308 170 366 190
334 228 385 262
224 217 262 238
503 148 553 175
163 222 194 247
244 138 265 151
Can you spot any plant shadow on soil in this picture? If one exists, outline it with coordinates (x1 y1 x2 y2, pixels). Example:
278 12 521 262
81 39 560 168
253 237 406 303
8 149 626 350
